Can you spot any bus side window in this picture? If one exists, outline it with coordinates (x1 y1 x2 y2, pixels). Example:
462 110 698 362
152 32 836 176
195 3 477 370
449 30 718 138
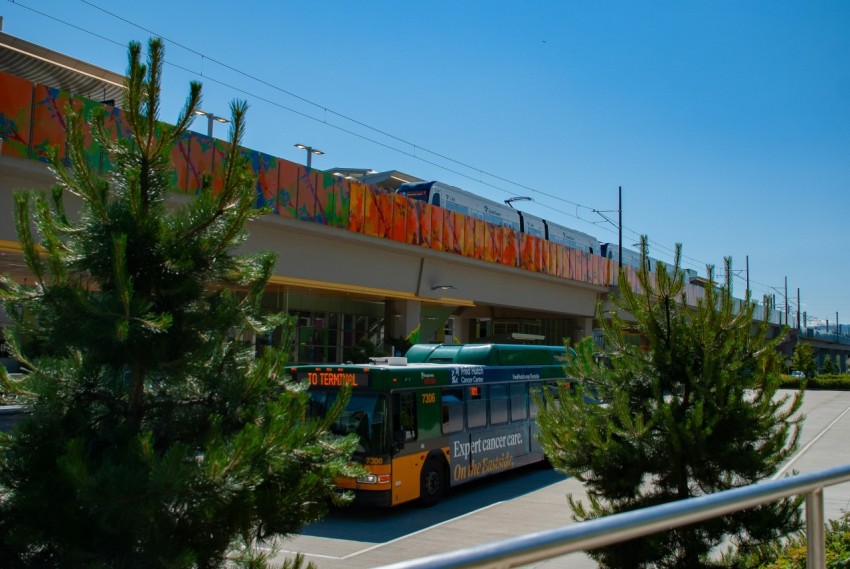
510 383 527 422
441 388 464 434
467 386 487 429
490 385 508 425
393 392 418 442
529 382 542 419
530 380 560 419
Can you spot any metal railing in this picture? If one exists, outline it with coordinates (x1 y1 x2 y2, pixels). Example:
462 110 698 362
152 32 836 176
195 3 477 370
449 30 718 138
376 463 850 569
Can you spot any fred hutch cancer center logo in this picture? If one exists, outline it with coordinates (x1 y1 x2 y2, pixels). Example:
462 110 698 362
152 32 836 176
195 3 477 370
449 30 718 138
450 366 485 384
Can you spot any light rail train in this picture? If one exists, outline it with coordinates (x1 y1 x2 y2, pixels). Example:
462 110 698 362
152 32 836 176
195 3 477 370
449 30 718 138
398 180 696 279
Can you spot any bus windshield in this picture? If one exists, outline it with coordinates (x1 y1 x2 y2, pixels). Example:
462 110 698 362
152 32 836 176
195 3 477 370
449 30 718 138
308 391 388 455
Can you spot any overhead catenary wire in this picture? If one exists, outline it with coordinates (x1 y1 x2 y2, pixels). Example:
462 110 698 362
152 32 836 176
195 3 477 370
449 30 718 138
6 0 798 314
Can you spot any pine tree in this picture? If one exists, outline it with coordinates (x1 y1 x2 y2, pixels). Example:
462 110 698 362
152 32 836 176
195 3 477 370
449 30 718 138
821 355 838 375
536 238 805 569
791 342 817 379
0 38 359 568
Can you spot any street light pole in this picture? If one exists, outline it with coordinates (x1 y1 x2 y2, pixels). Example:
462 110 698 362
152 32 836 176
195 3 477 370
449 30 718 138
618 186 623 270
193 109 229 138
294 143 324 169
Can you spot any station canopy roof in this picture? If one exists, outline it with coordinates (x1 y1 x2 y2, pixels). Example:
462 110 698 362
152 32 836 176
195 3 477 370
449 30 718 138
0 28 125 106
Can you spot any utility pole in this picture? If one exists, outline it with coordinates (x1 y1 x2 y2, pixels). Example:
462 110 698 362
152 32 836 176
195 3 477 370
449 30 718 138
784 276 789 327
618 186 623 271
746 256 750 299
797 288 801 332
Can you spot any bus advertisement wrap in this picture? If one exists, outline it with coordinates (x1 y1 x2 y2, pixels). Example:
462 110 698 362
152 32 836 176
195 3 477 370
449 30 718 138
450 426 529 484
293 343 574 506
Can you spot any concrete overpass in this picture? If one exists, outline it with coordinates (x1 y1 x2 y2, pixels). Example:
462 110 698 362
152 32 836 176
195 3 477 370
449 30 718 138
0 28 806 366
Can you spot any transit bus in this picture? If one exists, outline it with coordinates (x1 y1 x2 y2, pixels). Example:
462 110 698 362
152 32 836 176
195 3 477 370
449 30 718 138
290 343 571 507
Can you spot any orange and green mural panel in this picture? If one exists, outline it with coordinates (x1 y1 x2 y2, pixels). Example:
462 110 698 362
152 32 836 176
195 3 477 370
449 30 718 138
295 169 317 221
430 205 444 251
462 216 475 258
547 242 558 278
500 227 519 268
247 149 279 210
415 201 433 248
297 169 336 224
537 238 547 274
0 71 34 159
209 138 232 196
77 97 108 173
391 192 408 243
329 175 351 229
169 132 193 192
362 186 392 239
482 223 496 263
348 182 366 234
404 197 423 246
0 72 627 292
419 201 433 248
473 219 486 261
32 84 79 163
183 132 215 194
277 159 300 219
569 249 578 281
519 234 536 272
450 211 465 255
377 189 394 240
100 105 132 174
441 208 456 254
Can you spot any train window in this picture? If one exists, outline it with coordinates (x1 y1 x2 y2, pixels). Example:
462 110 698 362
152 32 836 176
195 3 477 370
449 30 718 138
448 202 470 216
441 388 464 434
483 212 498 225
467 386 487 429
430 192 441 206
489 385 508 425
510 383 527 422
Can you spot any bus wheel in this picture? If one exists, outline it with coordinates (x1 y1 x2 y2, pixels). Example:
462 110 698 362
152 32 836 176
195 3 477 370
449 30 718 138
419 458 445 507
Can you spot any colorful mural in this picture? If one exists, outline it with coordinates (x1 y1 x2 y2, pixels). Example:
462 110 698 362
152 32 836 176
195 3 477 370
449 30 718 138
0 69 620 290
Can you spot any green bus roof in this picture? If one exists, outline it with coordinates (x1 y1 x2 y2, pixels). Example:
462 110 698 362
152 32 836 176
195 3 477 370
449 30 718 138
404 343 569 366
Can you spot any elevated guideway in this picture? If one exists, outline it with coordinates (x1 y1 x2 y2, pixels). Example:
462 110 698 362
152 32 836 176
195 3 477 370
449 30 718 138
0 28 787 358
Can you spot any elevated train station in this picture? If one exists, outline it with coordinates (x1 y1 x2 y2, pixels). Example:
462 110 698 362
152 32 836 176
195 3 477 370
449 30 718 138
1 27 844 371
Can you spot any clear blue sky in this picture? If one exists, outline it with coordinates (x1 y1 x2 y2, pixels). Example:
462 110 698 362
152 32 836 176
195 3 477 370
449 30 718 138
4 1 849 326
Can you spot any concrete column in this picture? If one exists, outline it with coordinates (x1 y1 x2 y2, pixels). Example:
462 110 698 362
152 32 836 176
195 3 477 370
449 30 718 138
385 300 421 352
840 351 847 374
579 317 594 340
568 317 594 345
450 317 470 344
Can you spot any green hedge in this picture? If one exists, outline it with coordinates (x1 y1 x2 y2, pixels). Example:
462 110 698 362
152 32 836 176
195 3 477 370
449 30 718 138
779 373 850 390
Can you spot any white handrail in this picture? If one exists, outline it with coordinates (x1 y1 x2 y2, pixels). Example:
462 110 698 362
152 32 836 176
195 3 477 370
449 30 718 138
376 463 850 569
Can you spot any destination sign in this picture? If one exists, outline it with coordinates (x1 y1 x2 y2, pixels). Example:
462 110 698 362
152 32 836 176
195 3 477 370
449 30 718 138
296 371 369 388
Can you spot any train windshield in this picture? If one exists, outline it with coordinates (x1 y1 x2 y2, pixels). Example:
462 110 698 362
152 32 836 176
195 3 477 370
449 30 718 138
308 390 388 455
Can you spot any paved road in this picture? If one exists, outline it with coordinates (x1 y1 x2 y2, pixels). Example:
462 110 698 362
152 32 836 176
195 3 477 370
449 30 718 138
272 390 850 568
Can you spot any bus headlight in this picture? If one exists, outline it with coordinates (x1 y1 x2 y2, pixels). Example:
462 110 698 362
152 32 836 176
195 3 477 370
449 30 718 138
357 474 391 484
